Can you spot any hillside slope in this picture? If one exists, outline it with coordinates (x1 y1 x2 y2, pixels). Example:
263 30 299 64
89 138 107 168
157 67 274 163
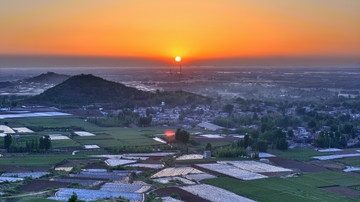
26 74 151 105
26 74 210 107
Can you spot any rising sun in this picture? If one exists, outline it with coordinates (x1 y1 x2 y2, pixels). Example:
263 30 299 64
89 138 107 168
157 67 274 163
175 56 181 62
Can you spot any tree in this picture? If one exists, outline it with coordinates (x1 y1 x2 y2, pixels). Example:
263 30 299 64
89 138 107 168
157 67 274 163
44 135 51 151
67 192 86 202
250 130 259 139
175 128 190 144
68 192 78 202
39 136 45 150
308 120 316 128
296 106 305 115
223 104 234 114
244 135 250 148
276 138 288 150
138 116 152 127
287 129 294 138
205 143 212 151
4 134 12 151
252 112 259 120
179 110 185 121
256 140 268 152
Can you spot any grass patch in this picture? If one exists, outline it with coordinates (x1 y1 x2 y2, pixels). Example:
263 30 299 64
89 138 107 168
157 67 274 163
338 158 360 167
305 172 360 187
269 148 326 161
51 139 82 149
0 151 106 166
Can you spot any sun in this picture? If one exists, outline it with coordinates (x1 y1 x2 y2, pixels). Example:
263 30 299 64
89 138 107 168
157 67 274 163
175 56 181 62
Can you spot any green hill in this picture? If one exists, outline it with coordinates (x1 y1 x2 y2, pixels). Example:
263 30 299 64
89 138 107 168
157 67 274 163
26 74 151 106
26 74 209 107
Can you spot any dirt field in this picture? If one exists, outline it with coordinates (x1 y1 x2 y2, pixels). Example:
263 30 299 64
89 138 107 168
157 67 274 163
142 156 163 164
61 176 109 181
57 159 102 167
155 187 211 202
84 163 108 169
322 186 360 196
269 157 328 173
0 165 50 172
308 160 343 169
20 180 70 192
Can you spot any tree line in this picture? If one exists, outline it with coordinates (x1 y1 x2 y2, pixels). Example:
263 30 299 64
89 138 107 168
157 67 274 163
4 134 51 153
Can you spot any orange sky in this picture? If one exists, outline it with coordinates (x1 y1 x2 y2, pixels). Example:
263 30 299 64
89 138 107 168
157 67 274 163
0 0 359 61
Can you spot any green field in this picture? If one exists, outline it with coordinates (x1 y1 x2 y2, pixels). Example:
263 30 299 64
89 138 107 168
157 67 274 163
269 148 326 161
51 139 82 149
1 116 180 148
2 116 99 130
202 172 360 202
338 158 360 167
0 151 106 166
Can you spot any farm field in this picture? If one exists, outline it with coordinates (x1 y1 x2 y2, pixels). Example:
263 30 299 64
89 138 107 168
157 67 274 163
2 116 97 130
269 148 326 162
51 139 82 149
17 197 58 202
202 172 360 202
0 151 105 166
337 158 360 167
1 116 182 148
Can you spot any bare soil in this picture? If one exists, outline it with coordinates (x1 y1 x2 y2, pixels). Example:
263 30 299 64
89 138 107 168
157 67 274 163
322 186 360 196
155 187 211 202
269 157 328 173
19 180 70 192
0 165 50 172
57 159 102 167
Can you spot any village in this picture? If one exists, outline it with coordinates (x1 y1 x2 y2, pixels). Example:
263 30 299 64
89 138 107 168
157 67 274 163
0 95 359 201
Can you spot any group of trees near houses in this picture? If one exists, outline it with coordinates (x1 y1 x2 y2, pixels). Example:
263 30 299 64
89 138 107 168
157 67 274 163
205 134 271 158
316 131 347 148
4 134 51 153
88 109 152 127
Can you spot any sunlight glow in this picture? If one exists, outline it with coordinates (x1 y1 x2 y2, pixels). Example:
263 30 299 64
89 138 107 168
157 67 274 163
175 56 181 62
164 130 175 137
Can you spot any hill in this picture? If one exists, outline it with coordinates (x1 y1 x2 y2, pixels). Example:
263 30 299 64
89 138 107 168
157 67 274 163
25 72 70 84
26 74 151 106
25 74 210 107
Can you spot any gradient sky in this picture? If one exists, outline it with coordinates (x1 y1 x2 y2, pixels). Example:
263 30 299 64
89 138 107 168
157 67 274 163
0 0 359 64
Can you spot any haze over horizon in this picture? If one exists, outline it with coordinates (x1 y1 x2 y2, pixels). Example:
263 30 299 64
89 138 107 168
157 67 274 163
1 0 359 67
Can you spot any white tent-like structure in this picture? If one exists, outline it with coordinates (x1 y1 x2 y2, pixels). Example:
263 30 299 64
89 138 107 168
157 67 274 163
197 122 224 131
